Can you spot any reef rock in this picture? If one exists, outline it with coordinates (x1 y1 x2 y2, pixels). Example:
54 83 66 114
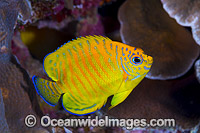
161 0 200 46
195 59 200 84
107 72 200 130
0 0 48 132
0 89 9 133
0 54 49 132
118 0 200 80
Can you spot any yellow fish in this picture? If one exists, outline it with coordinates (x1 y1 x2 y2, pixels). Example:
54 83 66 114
32 35 153 115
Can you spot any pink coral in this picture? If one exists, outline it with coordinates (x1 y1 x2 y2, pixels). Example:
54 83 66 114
72 0 102 17
53 0 65 15
77 15 105 36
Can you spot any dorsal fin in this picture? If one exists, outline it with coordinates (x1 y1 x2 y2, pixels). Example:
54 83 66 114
65 35 112 47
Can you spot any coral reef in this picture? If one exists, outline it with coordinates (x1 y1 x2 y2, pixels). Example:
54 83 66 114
0 0 31 51
161 0 200 46
0 55 48 132
0 89 9 133
0 0 199 132
19 26 76 61
77 15 105 36
107 71 200 130
195 59 200 84
29 0 110 23
0 0 48 132
118 0 200 80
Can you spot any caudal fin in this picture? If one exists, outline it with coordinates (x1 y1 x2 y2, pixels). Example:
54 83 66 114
32 76 62 106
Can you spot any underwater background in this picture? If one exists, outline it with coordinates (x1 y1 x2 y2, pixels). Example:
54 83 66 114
0 0 200 132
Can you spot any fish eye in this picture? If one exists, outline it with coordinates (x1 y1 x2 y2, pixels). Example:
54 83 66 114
132 57 141 64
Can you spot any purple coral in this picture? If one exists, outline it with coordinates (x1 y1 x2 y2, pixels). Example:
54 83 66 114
52 0 65 15
72 0 102 17
11 40 30 63
77 15 105 36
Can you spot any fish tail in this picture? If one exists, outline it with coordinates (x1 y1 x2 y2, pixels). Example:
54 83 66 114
32 76 62 106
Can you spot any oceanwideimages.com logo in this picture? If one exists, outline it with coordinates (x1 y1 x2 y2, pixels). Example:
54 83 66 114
25 115 175 129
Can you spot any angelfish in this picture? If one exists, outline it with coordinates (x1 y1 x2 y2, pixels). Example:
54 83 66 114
32 35 153 115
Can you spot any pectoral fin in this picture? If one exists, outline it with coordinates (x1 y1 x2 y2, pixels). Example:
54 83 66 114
109 89 133 110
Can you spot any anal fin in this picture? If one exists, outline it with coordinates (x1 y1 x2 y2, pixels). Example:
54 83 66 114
109 89 132 110
62 93 107 115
